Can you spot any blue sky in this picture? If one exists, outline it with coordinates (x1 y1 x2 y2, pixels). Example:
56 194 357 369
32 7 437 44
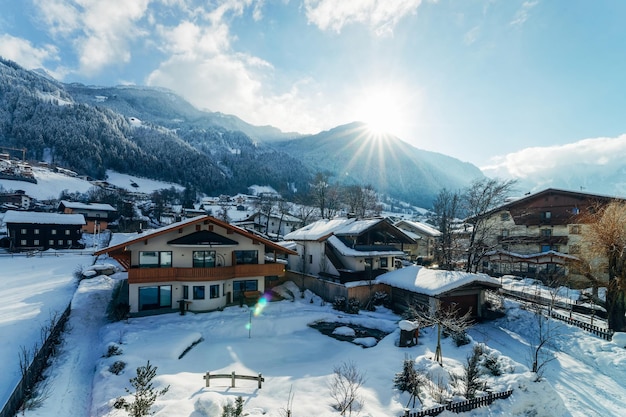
2 0 626 173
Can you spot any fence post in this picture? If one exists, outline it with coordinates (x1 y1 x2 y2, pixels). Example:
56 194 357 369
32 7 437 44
204 372 210 387
258 373 263 389
231 371 236 388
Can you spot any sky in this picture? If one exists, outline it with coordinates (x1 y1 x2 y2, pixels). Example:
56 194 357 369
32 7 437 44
2 1 626 170
2 246 626 417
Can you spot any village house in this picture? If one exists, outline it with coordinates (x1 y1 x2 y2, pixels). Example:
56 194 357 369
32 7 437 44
394 219 441 264
58 200 117 233
94 215 296 314
2 210 85 251
283 217 415 284
476 188 622 281
234 211 302 241
0 190 32 211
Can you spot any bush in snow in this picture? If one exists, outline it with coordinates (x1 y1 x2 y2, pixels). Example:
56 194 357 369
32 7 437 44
110 360 126 375
104 344 122 357
114 360 169 417
221 396 243 417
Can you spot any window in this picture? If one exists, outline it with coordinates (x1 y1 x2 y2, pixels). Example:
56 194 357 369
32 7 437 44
308 254 313 264
51 229 57 235
193 286 205 300
193 250 216 268
21 229 27 234
34 229 39 235
501 229 509 237
380 257 388 268
20 239 27 246
139 251 172 268
67 240 72 245
233 280 258 301
541 229 552 237
500 213 510 221
34 240 39 246
234 250 258 265
541 244 559 252
541 211 552 220
569 225 581 234
572 207 580 215
183 285 189 300
58 240 63 245
65 229 70 235
210 284 220 299
49 240 54 245
138 285 172 311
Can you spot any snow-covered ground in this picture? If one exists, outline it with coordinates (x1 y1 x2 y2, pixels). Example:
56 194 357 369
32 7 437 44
1 249 625 417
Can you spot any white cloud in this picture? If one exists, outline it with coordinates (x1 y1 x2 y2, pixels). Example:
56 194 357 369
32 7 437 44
510 1 539 27
304 0 423 35
0 34 59 69
482 134 626 180
33 0 150 75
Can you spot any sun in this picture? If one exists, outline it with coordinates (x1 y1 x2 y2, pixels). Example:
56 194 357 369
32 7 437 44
351 84 412 138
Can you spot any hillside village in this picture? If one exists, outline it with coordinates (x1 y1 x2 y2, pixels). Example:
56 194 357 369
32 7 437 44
1 165 626 417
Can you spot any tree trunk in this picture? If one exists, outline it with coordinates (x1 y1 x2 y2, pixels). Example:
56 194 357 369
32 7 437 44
606 279 626 331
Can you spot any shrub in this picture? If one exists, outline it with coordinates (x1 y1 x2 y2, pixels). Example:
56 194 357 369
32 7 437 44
116 360 169 417
104 344 123 357
333 296 347 312
221 396 244 417
110 361 126 375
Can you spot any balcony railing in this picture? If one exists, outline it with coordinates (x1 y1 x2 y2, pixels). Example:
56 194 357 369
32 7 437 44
128 263 286 284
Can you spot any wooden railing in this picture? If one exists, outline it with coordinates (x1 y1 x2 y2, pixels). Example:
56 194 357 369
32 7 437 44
128 263 286 283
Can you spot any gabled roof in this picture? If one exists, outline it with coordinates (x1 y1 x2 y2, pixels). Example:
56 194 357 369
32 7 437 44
395 220 441 237
94 215 297 256
167 230 239 246
377 265 501 296
59 200 117 212
283 217 415 243
3 210 86 225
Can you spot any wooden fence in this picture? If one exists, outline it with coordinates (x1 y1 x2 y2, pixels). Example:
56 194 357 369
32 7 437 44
550 310 614 341
203 371 265 389
403 389 514 417
0 303 71 417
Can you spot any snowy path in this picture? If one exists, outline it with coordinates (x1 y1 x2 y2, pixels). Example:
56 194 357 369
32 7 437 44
470 317 626 417
24 275 117 417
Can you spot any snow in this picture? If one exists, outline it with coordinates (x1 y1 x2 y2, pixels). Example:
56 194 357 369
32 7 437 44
0 167 185 201
2 248 626 417
3 210 86 225
377 265 500 296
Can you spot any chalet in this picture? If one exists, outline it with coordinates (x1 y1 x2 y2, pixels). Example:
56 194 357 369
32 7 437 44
94 215 297 314
235 211 302 241
58 200 117 233
283 217 416 284
3 210 86 251
0 190 32 211
377 265 501 319
476 188 622 280
394 220 441 263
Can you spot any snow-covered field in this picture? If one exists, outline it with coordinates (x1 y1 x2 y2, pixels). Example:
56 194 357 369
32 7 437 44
2 249 626 416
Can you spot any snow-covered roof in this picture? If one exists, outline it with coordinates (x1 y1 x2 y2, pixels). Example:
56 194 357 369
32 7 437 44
396 220 441 237
60 200 116 211
327 235 405 257
283 217 357 240
3 210 86 225
376 265 500 296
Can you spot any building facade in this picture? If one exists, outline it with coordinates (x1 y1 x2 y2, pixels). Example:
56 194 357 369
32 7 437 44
3 211 85 251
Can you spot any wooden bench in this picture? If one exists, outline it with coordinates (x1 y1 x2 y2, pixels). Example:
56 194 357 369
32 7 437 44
243 291 262 302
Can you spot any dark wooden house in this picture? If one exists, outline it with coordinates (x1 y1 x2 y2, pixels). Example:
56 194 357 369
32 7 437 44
3 210 86 251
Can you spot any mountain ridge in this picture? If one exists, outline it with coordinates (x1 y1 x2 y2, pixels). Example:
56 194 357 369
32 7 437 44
0 57 483 208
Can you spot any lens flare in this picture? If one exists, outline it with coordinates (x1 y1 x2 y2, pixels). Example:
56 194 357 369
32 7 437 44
254 296 268 317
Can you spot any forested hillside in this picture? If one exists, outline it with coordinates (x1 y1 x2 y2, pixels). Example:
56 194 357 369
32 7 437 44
0 58 311 197
0 57 483 208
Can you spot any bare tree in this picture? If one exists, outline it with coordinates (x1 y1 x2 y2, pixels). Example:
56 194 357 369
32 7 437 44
576 201 626 331
406 302 474 366
328 361 366 416
344 184 379 218
432 189 461 270
526 304 559 381
463 178 517 273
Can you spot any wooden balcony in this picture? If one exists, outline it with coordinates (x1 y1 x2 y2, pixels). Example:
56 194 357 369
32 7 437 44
128 263 286 284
